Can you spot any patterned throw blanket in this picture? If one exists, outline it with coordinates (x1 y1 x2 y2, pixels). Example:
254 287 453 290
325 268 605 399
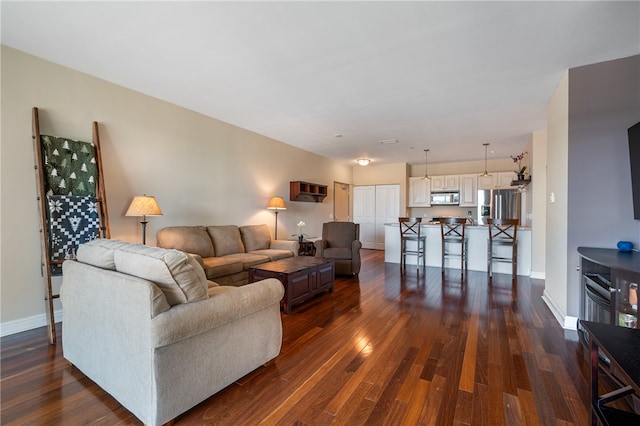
41 135 97 196
40 135 100 274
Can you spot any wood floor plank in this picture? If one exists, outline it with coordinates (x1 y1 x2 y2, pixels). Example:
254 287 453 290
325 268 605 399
323 313 410 416
487 362 506 426
328 380 372 423
364 346 418 422
419 374 447 425
259 334 368 425
401 378 430 425
453 388 473 425
1 250 604 425
459 301 480 392
517 388 541 426
503 391 525 426
472 382 489 426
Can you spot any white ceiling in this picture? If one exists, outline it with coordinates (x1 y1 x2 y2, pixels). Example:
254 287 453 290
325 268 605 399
2 1 639 166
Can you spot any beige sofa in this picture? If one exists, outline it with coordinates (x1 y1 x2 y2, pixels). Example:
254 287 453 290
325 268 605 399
61 239 284 426
157 224 298 286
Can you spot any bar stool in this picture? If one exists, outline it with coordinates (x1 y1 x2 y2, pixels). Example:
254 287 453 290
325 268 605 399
399 217 426 272
440 217 468 275
487 218 519 281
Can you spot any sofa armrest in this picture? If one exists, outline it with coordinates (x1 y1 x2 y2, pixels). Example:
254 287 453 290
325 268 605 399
150 278 284 348
270 239 299 256
314 239 327 257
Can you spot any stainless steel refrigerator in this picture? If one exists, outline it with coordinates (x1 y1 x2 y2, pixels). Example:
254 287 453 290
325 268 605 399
477 189 521 224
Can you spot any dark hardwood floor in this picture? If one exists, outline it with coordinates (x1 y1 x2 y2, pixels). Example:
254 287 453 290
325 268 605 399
1 249 600 425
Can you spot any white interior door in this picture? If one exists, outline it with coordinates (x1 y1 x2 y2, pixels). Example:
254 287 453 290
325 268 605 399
375 185 400 250
353 186 376 249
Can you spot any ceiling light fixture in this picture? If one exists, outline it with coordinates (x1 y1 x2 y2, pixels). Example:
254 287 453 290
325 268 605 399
480 143 492 177
357 158 371 166
422 149 430 179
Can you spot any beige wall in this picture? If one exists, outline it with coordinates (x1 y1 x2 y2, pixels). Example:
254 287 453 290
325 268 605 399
0 46 352 332
543 71 569 323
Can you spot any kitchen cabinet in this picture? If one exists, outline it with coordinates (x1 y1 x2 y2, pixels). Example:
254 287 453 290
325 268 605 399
459 174 478 207
478 174 495 190
431 175 459 191
495 172 516 189
478 172 516 190
408 177 431 207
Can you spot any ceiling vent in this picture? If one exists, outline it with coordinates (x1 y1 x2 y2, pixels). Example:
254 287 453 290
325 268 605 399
379 139 399 145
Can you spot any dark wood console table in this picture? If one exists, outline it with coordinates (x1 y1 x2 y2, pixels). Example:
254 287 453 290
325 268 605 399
580 321 640 425
578 247 639 330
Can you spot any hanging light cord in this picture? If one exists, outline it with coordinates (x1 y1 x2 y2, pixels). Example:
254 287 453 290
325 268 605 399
423 149 430 179
481 143 491 177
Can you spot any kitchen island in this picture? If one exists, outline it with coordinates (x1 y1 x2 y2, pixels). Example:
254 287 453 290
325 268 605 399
385 223 531 275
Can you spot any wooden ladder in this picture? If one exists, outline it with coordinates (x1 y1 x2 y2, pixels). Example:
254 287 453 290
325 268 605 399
31 107 111 344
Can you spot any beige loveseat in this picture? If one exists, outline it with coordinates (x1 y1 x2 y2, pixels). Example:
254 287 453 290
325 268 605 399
157 224 298 286
61 239 284 426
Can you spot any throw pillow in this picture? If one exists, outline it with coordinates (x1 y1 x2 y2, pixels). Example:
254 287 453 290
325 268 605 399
76 238 129 270
114 245 208 305
240 224 271 252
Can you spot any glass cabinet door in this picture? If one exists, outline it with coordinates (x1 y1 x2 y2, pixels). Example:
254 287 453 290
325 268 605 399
615 269 638 328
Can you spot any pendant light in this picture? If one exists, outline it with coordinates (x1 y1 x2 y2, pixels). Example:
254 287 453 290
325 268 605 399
422 149 430 179
480 143 492 177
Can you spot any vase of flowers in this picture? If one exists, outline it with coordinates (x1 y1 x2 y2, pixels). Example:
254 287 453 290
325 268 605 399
510 151 528 180
292 220 306 242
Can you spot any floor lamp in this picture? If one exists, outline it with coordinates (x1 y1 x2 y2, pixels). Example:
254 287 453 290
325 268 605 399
266 196 287 240
125 195 163 244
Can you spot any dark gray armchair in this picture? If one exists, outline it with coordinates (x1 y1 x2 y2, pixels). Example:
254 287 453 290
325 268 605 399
314 222 362 276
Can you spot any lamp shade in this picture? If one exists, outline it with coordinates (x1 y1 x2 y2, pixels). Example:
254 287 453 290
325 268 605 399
125 195 163 217
266 196 287 210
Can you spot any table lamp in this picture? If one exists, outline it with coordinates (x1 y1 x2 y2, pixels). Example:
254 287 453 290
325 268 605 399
125 195 163 244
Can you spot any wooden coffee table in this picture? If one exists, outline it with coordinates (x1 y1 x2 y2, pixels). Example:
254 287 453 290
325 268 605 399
248 257 335 314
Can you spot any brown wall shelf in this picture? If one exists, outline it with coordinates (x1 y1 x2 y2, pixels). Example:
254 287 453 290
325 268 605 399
290 181 328 202
511 178 531 187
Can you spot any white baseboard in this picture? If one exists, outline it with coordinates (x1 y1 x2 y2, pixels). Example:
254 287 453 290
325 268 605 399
530 271 546 280
541 290 578 330
0 310 62 337
563 315 579 330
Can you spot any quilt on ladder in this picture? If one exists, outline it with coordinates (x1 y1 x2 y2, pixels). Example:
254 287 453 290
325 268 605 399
47 195 100 275
41 135 97 196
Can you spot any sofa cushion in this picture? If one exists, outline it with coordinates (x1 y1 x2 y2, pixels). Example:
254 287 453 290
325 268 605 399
324 247 353 260
248 249 293 261
114 245 208 306
207 225 245 257
239 224 271 252
201 256 244 279
76 238 130 270
157 226 215 258
224 253 270 270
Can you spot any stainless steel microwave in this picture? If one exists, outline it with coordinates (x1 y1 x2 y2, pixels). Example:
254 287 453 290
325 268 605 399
430 192 459 205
